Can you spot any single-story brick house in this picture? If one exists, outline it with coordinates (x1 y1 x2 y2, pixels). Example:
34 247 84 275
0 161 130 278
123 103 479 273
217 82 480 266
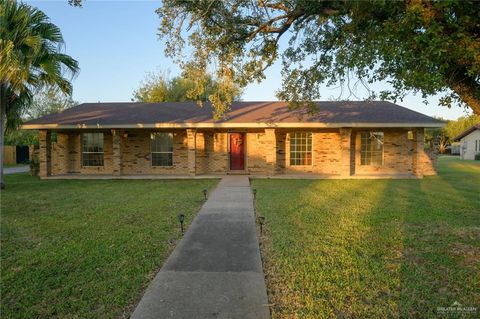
22 101 443 179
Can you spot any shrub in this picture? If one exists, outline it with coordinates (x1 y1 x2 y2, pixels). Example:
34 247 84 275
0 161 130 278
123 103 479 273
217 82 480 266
29 152 40 176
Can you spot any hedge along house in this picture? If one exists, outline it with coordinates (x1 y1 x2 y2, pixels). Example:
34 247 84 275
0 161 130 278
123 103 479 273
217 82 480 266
22 101 443 179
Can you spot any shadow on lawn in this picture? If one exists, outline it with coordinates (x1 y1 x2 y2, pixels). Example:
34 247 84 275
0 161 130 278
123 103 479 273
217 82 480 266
258 167 479 318
362 174 479 318
261 179 390 317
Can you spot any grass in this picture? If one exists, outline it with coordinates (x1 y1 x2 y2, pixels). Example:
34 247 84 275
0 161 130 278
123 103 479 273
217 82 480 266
252 156 480 318
0 175 218 319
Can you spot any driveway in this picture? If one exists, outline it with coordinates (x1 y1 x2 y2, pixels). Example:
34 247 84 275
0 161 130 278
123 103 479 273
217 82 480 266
4 165 29 175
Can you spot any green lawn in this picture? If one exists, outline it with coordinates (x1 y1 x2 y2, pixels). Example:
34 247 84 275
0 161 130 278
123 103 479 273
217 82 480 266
0 175 218 318
252 157 480 318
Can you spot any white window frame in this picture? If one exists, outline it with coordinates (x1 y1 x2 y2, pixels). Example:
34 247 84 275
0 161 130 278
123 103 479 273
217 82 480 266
150 132 174 167
360 131 384 166
81 133 104 167
289 132 313 166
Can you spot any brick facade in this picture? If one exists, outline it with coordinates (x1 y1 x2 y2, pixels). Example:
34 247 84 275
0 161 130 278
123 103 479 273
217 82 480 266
40 127 437 178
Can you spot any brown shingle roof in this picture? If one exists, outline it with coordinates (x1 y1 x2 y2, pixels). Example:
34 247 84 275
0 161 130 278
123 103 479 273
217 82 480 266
23 101 443 128
453 123 480 141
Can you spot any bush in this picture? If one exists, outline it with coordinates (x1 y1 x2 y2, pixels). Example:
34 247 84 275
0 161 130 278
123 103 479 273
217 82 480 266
29 153 40 176
475 153 480 161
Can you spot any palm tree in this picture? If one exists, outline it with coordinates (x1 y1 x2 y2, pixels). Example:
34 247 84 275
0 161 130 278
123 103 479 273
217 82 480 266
0 0 79 189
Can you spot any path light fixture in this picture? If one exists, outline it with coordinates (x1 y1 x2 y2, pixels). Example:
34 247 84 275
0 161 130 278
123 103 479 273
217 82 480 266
253 189 257 199
178 214 185 234
203 189 208 200
258 216 265 235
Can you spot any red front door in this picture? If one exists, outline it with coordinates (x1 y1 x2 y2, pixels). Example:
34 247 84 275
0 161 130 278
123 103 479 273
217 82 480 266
229 133 245 170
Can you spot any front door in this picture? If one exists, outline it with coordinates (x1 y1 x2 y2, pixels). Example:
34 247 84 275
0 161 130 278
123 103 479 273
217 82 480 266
229 133 245 171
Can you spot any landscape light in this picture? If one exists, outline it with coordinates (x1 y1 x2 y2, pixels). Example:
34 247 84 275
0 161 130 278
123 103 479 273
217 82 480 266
253 189 257 199
178 214 185 234
203 189 208 200
258 216 265 235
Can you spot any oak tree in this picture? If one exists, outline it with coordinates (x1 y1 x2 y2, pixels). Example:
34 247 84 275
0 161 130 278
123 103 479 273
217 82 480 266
157 0 480 115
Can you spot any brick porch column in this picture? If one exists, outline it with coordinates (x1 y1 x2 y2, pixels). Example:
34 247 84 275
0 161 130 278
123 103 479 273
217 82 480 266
340 128 352 177
412 128 424 177
186 129 196 176
112 129 123 176
38 130 51 177
56 133 69 175
265 128 277 175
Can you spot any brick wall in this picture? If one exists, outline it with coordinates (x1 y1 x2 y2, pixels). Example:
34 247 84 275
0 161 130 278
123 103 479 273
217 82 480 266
121 130 189 175
50 131 114 175
281 129 342 175
420 149 438 176
354 128 414 175
246 130 270 174
44 127 437 177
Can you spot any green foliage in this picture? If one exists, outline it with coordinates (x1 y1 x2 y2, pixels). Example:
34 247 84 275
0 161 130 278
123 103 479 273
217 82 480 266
24 87 77 120
158 0 480 115
29 150 39 175
68 0 82 7
425 114 479 152
444 114 480 139
0 0 79 130
132 71 242 112
0 0 78 186
1 176 218 318
3 88 76 146
425 127 448 153
252 157 480 318
4 129 37 146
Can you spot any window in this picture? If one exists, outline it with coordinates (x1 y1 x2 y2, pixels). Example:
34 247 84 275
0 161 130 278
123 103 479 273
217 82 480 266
290 132 312 166
407 130 414 140
82 133 104 166
151 132 173 166
360 132 384 165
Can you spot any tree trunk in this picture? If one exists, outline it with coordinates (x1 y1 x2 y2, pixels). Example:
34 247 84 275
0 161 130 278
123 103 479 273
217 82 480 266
445 68 480 115
0 82 7 189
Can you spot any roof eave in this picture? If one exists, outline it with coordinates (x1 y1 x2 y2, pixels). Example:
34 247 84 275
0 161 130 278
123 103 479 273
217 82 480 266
21 122 445 130
453 126 479 141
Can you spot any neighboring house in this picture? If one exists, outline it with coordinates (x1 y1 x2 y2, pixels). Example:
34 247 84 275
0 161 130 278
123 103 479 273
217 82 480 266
447 142 461 155
453 123 480 160
22 101 443 179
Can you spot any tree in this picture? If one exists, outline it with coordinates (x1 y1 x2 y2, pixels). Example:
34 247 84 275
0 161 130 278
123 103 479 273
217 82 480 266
4 129 38 146
0 0 79 189
157 0 480 115
425 114 480 153
425 127 449 154
24 87 77 120
132 71 242 108
4 88 77 146
444 114 480 139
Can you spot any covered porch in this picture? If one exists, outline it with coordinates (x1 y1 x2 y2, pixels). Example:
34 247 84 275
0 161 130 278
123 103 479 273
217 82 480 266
37 127 432 179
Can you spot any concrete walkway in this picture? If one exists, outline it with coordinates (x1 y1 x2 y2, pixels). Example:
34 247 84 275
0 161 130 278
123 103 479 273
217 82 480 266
131 176 270 319
4 165 29 175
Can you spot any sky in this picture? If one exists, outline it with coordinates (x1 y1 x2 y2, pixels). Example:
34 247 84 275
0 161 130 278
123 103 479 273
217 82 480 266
27 0 473 120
